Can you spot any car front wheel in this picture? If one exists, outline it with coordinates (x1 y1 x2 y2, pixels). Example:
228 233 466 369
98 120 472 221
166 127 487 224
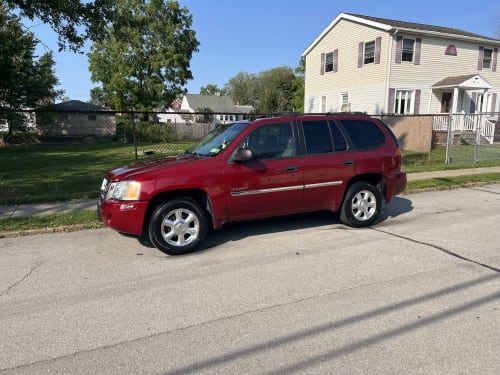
148 198 208 255
340 182 381 228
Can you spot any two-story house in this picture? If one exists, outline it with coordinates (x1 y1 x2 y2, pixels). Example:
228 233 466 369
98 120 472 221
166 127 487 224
302 13 500 119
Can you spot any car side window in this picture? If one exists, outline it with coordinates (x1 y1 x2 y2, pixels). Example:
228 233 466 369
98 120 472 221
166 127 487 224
339 120 386 150
330 122 348 151
242 122 296 160
302 120 334 154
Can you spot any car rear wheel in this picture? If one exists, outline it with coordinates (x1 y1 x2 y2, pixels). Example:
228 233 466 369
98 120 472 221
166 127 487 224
340 182 381 227
148 198 208 255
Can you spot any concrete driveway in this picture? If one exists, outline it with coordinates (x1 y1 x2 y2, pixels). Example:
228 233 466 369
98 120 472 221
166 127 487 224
1 184 499 374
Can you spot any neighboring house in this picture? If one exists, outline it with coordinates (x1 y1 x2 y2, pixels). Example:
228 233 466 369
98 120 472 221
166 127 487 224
156 97 188 124
302 13 500 116
180 94 253 124
37 100 115 138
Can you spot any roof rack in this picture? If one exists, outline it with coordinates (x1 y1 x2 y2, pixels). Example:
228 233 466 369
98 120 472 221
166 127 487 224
260 111 303 118
324 111 370 116
255 111 371 120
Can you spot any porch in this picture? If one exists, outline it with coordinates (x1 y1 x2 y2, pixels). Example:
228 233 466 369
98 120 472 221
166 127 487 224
432 113 499 145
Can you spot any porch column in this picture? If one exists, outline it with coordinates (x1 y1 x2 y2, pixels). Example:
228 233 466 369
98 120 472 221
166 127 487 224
451 87 459 114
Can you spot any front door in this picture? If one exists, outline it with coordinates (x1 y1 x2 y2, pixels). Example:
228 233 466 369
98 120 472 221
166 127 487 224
441 92 452 113
223 121 304 220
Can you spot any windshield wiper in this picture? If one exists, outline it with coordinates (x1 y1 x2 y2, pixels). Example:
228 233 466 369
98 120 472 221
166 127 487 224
183 151 206 158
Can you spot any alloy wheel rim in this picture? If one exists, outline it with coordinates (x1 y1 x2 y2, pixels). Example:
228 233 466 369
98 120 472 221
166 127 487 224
161 208 199 247
351 190 377 221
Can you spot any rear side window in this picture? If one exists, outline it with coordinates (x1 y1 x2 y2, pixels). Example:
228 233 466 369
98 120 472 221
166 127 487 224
339 120 386 150
302 120 333 154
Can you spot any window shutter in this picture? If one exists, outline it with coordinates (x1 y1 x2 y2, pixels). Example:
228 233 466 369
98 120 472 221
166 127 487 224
395 36 403 64
414 89 421 114
388 88 395 114
470 92 477 112
477 46 484 70
491 93 497 112
493 48 498 72
333 49 338 73
358 42 364 68
414 38 422 65
320 53 325 75
375 37 381 64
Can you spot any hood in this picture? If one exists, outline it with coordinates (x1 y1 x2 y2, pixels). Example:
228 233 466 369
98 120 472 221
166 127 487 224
107 154 200 181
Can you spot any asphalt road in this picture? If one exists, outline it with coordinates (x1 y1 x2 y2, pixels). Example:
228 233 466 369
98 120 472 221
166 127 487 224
1 184 499 374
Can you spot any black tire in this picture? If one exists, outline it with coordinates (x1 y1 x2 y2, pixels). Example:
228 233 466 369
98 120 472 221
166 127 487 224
340 182 381 228
148 198 208 255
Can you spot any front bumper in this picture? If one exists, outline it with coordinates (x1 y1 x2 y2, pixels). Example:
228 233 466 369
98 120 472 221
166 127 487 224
97 199 148 235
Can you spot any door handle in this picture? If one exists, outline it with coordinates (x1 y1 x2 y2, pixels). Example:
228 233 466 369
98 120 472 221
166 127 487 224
285 166 298 172
343 160 355 166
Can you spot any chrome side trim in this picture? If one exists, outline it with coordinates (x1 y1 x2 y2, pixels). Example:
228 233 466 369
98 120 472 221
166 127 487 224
230 180 343 197
304 181 343 189
231 185 303 197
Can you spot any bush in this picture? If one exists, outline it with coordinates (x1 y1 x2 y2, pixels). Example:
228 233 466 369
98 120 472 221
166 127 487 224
116 120 176 143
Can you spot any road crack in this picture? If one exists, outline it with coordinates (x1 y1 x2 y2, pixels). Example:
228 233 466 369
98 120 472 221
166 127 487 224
371 227 500 273
0 260 44 297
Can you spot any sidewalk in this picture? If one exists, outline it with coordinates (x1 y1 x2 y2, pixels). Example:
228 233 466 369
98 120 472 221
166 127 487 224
1 166 500 220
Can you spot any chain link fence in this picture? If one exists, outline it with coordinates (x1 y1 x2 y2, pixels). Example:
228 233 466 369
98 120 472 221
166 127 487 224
2 109 500 164
432 113 500 164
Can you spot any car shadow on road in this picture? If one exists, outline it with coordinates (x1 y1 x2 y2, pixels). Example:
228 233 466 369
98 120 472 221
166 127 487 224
133 196 414 255
379 196 414 220
201 196 414 253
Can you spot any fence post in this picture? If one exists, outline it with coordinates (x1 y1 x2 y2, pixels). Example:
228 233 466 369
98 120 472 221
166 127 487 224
445 113 453 164
133 113 138 161
474 113 482 163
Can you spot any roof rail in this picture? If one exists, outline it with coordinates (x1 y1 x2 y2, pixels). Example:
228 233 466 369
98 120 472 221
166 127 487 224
324 111 370 116
261 111 303 118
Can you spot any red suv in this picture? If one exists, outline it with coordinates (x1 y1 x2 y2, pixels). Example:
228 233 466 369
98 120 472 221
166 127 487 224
98 113 406 255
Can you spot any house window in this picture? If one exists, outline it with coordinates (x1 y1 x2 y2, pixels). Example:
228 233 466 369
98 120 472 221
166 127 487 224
364 41 375 64
325 52 334 72
445 45 457 56
394 90 414 114
340 93 349 112
87 114 97 121
321 96 327 113
402 38 415 62
483 48 493 69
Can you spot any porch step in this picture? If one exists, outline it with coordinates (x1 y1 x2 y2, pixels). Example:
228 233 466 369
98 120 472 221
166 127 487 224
459 132 492 146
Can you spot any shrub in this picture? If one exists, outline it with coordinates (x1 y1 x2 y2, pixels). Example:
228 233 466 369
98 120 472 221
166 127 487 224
116 120 176 143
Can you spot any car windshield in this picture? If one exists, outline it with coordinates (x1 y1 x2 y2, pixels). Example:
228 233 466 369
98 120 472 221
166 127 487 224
185 121 249 157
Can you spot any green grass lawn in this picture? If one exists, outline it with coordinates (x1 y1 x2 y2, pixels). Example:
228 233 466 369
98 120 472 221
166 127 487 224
0 142 190 205
1 142 500 205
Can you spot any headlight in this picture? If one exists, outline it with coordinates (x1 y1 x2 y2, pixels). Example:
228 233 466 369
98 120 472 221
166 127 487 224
106 180 141 201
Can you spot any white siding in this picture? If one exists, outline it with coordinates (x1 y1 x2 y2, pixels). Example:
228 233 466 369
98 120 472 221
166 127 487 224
304 16 500 115
304 19 389 114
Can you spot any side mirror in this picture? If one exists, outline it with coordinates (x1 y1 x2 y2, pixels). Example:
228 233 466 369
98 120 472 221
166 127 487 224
232 148 254 162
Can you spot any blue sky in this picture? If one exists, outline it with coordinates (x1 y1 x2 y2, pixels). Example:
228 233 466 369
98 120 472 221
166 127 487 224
28 0 500 102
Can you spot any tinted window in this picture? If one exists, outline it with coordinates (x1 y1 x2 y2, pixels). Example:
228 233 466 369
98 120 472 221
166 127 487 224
243 122 295 160
302 120 333 154
339 120 386 150
330 122 348 151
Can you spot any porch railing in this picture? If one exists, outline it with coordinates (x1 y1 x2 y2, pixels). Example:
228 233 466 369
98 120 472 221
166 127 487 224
432 113 496 144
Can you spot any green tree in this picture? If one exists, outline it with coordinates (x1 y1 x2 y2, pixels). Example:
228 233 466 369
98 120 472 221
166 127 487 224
225 72 259 108
224 67 299 114
5 0 114 52
290 58 305 112
199 84 227 96
87 0 199 112
0 6 62 135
